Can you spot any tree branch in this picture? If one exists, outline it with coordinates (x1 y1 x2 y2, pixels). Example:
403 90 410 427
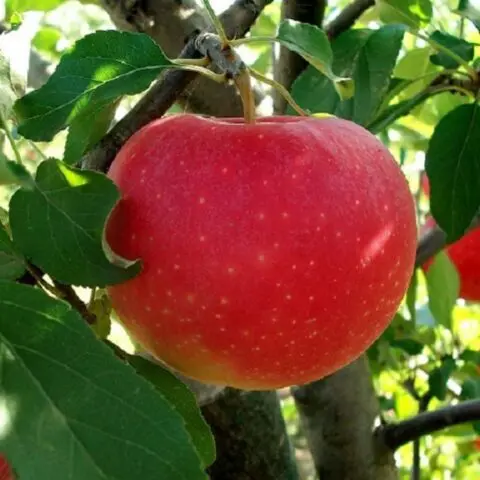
273 0 327 113
292 356 398 480
101 0 269 117
378 399 480 451
83 0 271 172
325 0 375 39
202 388 300 479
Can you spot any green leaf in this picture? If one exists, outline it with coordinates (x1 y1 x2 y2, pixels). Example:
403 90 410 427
378 0 433 29
277 19 353 100
425 104 480 242
390 338 424 355
64 99 119 164
460 378 480 400
474 421 480 434
129 356 216 468
9 158 141 287
0 152 34 188
460 349 480 365
0 224 24 279
455 0 480 31
426 251 460 328
14 30 173 141
0 281 207 480
429 31 474 69
290 25 405 126
428 356 457 401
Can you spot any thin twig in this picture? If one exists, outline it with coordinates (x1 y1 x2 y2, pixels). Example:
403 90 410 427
379 399 480 450
51 279 97 324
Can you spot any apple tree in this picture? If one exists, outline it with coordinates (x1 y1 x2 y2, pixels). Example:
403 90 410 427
0 0 479 479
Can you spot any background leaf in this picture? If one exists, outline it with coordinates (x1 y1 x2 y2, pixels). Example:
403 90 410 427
425 103 480 242
14 30 173 141
64 99 120 164
0 224 24 279
428 356 456 401
9 159 141 287
276 19 353 99
290 25 405 126
426 252 460 328
429 31 474 69
0 281 207 480
378 0 433 29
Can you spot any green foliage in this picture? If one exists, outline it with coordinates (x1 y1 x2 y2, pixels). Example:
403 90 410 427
9 159 141 287
14 30 173 145
2 1 480 479
128 356 216 468
429 31 474 68
290 25 405 125
377 0 433 29
0 223 24 279
425 252 460 328
425 104 480 242
0 281 207 480
428 356 456 401
276 20 353 99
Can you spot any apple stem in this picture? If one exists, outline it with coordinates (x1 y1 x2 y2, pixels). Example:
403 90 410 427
234 68 256 124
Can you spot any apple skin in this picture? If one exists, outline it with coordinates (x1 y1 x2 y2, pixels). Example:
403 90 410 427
0 455 13 480
422 216 480 301
106 114 417 390
421 175 480 302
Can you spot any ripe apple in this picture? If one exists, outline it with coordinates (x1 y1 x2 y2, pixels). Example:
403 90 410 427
421 175 480 301
106 114 416 390
0 455 13 480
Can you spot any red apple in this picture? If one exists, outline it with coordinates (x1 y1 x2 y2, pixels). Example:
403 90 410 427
421 175 480 302
422 216 480 301
106 114 416 390
0 455 13 480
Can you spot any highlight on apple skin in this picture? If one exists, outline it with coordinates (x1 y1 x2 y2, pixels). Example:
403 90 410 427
106 114 417 390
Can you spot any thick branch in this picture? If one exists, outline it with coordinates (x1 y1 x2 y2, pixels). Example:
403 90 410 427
292 356 398 480
202 388 300 479
379 399 480 450
273 0 327 113
325 0 375 39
